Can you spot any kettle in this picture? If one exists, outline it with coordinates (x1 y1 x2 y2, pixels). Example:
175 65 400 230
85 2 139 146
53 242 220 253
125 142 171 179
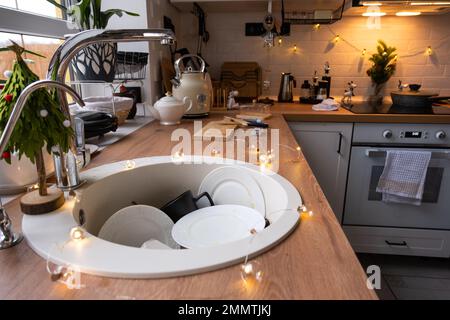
171 54 212 117
278 73 296 102
149 93 192 125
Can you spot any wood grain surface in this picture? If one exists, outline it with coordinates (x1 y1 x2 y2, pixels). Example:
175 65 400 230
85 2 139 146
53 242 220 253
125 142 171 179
0 111 378 300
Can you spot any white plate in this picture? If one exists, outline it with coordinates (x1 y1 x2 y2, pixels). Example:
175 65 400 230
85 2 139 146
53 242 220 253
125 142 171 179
98 205 179 249
172 205 265 249
85 144 99 155
198 166 266 216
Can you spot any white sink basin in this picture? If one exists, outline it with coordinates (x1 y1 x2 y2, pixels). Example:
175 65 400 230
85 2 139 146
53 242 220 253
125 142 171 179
22 156 301 279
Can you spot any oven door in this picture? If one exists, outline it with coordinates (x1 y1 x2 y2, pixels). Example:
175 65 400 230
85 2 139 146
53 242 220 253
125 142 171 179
344 147 450 230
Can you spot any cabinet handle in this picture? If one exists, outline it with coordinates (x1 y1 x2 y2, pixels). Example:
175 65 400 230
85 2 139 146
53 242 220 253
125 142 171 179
385 240 408 247
337 133 343 154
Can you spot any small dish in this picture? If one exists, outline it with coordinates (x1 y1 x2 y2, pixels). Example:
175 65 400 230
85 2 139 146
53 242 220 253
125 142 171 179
198 166 266 216
409 84 422 92
171 205 265 249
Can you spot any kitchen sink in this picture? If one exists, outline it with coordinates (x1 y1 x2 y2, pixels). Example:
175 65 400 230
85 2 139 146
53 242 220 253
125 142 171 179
22 156 301 279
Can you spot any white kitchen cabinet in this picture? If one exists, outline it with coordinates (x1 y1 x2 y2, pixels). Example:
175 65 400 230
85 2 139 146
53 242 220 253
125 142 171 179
288 122 353 222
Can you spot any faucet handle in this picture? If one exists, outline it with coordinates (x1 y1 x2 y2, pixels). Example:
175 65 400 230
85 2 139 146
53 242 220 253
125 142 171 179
0 201 23 249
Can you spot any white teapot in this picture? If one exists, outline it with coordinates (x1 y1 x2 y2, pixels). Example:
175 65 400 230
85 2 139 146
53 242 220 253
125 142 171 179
149 93 192 125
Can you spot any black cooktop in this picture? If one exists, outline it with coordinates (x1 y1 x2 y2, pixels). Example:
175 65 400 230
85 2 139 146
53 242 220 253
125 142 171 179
340 102 450 115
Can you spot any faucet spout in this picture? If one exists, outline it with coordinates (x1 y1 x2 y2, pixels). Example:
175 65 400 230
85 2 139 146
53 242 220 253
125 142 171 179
0 80 84 154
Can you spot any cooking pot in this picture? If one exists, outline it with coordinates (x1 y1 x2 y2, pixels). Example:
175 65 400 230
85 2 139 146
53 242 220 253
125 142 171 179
391 90 450 109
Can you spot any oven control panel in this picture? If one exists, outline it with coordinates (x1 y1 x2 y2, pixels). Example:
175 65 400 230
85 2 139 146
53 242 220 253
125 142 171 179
353 123 450 146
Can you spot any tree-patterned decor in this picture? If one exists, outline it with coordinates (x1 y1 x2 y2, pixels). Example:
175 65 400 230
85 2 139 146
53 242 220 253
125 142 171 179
47 0 139 82
0 41 73 199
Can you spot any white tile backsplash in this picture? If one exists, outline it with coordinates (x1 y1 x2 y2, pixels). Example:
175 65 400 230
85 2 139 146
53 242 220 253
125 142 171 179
179 12 450 98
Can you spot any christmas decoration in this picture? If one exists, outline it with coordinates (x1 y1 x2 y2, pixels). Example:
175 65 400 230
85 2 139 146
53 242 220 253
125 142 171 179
366 40 397 105
0 40 73 201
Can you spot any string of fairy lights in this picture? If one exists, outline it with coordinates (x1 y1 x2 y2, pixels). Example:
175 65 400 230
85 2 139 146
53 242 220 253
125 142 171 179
278 23 450 60
44 131 311 290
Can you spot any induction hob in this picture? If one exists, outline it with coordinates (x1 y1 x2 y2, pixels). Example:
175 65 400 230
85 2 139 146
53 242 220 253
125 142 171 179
340 102 450 115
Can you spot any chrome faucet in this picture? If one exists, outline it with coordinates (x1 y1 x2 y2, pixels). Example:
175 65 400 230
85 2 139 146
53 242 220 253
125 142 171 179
0 29 176 249
0 197 23 249
0 80 85 192
46 28 176 190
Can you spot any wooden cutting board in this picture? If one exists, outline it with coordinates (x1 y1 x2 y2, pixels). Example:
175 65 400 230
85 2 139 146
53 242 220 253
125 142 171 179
194 121 237 140
236 111 272 121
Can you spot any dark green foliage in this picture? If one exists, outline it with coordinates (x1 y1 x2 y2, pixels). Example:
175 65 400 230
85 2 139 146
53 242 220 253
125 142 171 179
366 40 397 85
47 0 139 30
0 43 73 164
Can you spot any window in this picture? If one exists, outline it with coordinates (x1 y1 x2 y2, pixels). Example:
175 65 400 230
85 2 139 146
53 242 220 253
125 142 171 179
0 32 63 81
0 1 70 81
0 0 64 19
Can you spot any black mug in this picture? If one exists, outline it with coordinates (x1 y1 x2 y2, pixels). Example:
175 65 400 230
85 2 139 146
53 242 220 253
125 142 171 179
160 190 214 223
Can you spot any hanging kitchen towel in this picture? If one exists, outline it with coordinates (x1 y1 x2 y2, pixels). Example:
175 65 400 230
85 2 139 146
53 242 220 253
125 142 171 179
376 150 431 206
312 99 339 111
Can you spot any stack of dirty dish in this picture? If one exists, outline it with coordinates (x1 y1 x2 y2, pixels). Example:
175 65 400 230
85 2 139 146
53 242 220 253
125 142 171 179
98 166 270 250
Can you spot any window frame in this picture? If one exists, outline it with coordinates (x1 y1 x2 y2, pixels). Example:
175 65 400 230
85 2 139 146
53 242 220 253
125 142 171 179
0 1 73 39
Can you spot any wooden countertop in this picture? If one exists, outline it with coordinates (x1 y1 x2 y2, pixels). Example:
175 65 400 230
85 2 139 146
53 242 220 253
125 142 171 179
0 112 377 300
270 102 450 124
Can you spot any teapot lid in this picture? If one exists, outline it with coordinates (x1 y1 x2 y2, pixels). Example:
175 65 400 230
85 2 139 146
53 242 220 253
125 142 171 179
155 92 183 106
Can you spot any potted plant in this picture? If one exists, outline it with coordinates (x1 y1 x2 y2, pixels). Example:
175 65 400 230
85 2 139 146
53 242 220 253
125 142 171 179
366 40 397 105
0 42 73 214
47 0 139 82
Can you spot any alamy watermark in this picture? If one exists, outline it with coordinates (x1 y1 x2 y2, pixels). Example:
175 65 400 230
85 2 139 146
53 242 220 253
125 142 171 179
170 121 281 173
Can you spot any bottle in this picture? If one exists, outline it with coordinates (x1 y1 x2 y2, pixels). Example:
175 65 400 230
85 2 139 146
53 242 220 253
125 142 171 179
310 71 319 100
322 61 331 98
317 80 328 101
300 80 311 102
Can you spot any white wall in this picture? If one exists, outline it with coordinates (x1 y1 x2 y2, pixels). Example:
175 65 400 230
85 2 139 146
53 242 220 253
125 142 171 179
179 12 450 98
84 0 181 104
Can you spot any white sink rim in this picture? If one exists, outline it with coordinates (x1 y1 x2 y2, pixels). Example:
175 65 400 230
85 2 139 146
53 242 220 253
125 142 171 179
22 156 301 279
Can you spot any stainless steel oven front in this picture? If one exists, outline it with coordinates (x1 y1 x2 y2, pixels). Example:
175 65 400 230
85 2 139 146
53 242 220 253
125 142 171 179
344 123 450 230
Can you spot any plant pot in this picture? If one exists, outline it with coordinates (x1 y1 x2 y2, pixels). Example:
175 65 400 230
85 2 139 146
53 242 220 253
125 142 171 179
72 43 117 82
368 82 386 107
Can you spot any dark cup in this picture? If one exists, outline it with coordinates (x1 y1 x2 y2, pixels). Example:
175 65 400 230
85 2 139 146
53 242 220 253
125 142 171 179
160 190 214 223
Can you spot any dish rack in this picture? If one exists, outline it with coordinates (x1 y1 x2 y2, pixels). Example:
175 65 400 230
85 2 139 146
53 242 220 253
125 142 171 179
69 82 134 125
114 51 149 80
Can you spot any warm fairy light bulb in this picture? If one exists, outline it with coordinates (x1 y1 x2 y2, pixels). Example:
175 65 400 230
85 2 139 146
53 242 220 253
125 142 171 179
172 151 185 162
211 149 220 157
278 38 282 45
426 46 433 56
313 23 321 31
296 146 301 151
332 35 340 43
125 160 136 170
240 260 263 283
293 44 297 52
70 226 85 242
308 211 314 217
362 48 367 56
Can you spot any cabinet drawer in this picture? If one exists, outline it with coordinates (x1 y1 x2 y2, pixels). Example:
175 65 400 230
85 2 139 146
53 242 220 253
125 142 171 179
344 226 450 258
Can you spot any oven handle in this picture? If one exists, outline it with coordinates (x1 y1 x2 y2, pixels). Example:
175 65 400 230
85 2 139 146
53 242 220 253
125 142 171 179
365 149 450 160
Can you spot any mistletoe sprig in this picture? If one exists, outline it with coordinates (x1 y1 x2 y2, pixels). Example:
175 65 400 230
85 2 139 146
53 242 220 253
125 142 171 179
0 41 73 165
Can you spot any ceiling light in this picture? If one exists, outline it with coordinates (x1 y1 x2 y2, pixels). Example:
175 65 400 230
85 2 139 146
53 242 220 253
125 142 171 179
411 2 450 5
362 11 387 16
396 11 422 16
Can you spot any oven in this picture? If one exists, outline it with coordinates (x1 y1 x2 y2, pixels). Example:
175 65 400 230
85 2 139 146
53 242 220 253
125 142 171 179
343 123 450 257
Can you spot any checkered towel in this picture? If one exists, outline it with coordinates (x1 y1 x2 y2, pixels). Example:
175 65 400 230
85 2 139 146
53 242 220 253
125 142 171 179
376 150 431 206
